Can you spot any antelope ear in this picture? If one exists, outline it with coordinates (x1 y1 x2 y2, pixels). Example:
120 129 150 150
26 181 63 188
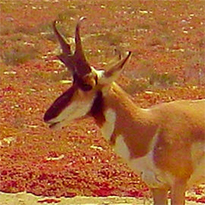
99 51 131 85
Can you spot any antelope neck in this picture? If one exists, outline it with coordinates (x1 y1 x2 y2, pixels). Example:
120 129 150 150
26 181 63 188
90 83 158 158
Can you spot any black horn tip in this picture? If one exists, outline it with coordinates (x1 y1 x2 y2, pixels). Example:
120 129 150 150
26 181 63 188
53 20 58 28
127 51 132 57
53 20 60 32
124 51 132 62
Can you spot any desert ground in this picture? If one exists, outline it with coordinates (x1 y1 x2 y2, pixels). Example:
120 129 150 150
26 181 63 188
0 0 205 204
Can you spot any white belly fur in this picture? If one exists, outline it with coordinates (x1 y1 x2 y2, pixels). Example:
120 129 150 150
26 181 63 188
187 142 205 187
101 109 205 189
113 135 205 189
113 134 173 188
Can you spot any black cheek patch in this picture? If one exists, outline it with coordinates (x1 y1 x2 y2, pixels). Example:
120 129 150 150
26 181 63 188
44 85 76 122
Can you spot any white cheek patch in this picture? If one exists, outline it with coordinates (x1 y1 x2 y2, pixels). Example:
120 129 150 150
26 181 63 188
52 96 94 129
101 109 116 141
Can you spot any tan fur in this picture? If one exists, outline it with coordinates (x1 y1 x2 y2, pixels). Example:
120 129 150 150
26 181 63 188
45 69 205 205
102 83 205 180
98 83 205 205
104 83 158 157
45 19 205 205
151 100 205 179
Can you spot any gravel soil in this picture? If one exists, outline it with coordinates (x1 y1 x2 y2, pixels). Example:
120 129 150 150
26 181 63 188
0 192 204 205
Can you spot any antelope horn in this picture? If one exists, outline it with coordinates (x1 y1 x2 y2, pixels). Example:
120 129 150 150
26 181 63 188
74 17 86 56
53 20 76 74
53 18 91 77
74 17 91 76
53 20 71 55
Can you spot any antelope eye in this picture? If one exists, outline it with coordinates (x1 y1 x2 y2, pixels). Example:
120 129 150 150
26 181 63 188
80 75 98 91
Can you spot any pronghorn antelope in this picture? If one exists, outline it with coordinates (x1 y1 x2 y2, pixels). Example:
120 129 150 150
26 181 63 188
44 18 205 205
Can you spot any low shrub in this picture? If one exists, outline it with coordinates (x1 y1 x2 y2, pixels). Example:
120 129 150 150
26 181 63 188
2 42 39 66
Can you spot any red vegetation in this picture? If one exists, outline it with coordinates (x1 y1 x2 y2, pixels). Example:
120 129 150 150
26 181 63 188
0 0 204 203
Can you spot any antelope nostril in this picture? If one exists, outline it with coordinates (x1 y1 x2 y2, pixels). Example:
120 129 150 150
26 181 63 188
49 122 59 129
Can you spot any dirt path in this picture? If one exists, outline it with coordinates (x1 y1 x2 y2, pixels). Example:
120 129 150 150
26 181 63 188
0 192 143 205
0 192 204 205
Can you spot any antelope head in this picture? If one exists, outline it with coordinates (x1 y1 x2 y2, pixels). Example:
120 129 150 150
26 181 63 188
44 17 131 129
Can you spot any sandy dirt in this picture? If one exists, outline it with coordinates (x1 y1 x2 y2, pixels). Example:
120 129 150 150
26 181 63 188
0 192 204 205
0 192 144 205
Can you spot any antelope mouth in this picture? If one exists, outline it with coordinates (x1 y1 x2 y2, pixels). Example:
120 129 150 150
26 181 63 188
48 121 60 129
